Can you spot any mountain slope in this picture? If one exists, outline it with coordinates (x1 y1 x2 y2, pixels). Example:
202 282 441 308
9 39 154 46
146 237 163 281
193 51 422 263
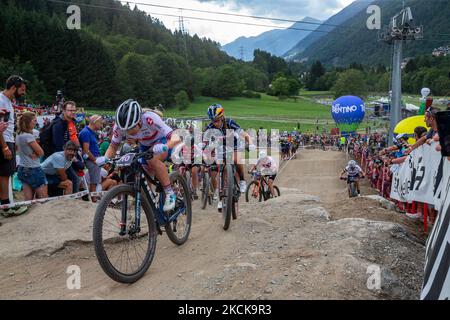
222 17 322 61
293 0 450 66
0 0 232 107
284 0 373 60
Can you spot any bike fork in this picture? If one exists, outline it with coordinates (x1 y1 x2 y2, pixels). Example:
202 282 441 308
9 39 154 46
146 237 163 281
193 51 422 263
134 174 142 232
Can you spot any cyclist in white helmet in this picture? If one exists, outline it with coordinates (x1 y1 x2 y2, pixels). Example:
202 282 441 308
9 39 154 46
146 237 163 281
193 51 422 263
97 99 181 212
249 150 279 198
339 160 365 196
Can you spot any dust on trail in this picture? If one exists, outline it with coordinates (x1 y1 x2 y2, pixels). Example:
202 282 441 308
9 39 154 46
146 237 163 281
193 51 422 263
0 149 425 300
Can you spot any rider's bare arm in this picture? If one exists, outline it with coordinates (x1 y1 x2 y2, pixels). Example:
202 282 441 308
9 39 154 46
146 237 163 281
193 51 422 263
105 142 119 160
167 132 181 149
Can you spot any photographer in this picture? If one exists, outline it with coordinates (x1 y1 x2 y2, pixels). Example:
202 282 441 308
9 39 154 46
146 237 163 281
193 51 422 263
53 90 64 115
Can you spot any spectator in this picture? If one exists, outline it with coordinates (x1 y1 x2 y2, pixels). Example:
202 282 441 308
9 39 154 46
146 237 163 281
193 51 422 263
414 126 428 140
51 101 81 193
407 107 439 154
16 112 48 200
99 126 112 156
84 163 119 192
41 141 77 196
0 75 28 216
79 115 103 201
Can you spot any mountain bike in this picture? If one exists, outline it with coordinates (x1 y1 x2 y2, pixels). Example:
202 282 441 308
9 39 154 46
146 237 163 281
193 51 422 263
177 163 195 200
216 148 241 230
93 150 192 283
340 175 363 198
245 171 280 203
200 164 217 210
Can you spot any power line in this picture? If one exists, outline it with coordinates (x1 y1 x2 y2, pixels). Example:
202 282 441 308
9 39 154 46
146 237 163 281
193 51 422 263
116 0 352 30
42 0 450 41
46 0 344 34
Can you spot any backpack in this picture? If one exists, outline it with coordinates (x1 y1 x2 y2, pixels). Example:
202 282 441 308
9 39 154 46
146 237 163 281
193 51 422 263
39 117 60 158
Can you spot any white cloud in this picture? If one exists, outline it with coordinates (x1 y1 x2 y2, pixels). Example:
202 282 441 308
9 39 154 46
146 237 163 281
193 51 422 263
129 0 357 45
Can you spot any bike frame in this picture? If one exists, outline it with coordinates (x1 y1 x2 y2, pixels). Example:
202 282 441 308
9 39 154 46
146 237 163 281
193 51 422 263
118 154 187 234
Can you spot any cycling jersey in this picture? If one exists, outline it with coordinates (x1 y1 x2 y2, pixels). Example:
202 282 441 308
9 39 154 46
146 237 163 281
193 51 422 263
204 118 241 134
344 164 363 177
204 118 242 151
256 156 278 176
111 111 173 147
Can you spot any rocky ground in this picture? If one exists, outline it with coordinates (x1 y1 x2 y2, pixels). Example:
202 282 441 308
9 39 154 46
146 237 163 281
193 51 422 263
0 149 425 299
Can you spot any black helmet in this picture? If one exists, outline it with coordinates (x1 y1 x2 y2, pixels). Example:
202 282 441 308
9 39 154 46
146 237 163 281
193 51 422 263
115 99 142 130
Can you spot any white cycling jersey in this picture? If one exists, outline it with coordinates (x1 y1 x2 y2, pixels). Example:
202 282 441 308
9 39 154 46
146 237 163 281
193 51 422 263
111 111 173 147
256 156 278 175
345 164 363 177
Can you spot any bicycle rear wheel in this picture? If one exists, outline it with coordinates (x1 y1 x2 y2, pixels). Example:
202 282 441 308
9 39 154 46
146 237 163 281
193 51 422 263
93 184 157 283
184 170 193 200
164 172 192 245
273 186 281 197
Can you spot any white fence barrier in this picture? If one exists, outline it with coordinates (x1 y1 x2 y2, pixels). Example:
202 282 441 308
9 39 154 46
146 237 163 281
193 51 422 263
389 141 450 299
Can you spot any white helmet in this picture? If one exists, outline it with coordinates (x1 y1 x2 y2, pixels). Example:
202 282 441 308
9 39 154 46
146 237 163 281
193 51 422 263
259 150 267 158
348 160 356 168
396 133 408 141
115 99 142 130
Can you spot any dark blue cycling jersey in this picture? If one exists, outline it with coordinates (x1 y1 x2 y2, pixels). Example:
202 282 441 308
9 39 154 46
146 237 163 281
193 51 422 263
204 118 242 151
205 118 241 133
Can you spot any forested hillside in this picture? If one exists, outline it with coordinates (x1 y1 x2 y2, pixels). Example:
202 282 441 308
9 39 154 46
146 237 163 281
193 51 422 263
0 0 267 108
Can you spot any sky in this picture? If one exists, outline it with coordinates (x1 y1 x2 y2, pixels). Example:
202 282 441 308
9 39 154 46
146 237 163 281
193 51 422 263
124 0 357 45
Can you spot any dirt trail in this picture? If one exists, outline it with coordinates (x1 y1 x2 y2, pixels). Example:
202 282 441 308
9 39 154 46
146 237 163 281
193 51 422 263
0 150 425 300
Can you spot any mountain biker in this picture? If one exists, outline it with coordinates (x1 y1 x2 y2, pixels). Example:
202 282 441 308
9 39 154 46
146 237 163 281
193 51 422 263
249 150 278 198
339 160 365 196
280 135 290 160
179 134 202 200
97 99 181 212
203 104 255 211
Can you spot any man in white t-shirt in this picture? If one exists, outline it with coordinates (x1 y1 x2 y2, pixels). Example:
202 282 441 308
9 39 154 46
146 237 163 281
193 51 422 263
0 75 28 216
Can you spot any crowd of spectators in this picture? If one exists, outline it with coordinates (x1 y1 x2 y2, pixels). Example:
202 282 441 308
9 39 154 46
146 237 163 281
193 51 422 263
345 106 446 230
0 75 120 222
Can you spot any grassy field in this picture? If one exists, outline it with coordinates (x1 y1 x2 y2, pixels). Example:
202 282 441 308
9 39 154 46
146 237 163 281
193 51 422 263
87 91 418 132
164 94 332 120
87 93 338 131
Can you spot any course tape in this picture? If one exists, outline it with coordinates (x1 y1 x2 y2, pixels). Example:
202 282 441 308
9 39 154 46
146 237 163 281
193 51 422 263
0 190 90 210
1 145 312 210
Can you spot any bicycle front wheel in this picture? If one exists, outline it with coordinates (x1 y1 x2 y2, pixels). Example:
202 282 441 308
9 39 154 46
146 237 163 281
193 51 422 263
245 180 262 203
93 184 157 283
222 164 234 230
201 172 209 210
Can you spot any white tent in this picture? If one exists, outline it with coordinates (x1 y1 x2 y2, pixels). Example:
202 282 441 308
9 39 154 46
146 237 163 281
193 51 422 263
405 103 419 112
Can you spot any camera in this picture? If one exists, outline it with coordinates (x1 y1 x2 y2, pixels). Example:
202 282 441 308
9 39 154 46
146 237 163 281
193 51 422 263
0 110 10 123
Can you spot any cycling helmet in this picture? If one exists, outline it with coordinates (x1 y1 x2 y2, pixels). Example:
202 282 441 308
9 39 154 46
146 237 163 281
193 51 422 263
348 160 356 168
116 99 142 130
259 150 267 158
207 104 224 121
396 133 408 141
